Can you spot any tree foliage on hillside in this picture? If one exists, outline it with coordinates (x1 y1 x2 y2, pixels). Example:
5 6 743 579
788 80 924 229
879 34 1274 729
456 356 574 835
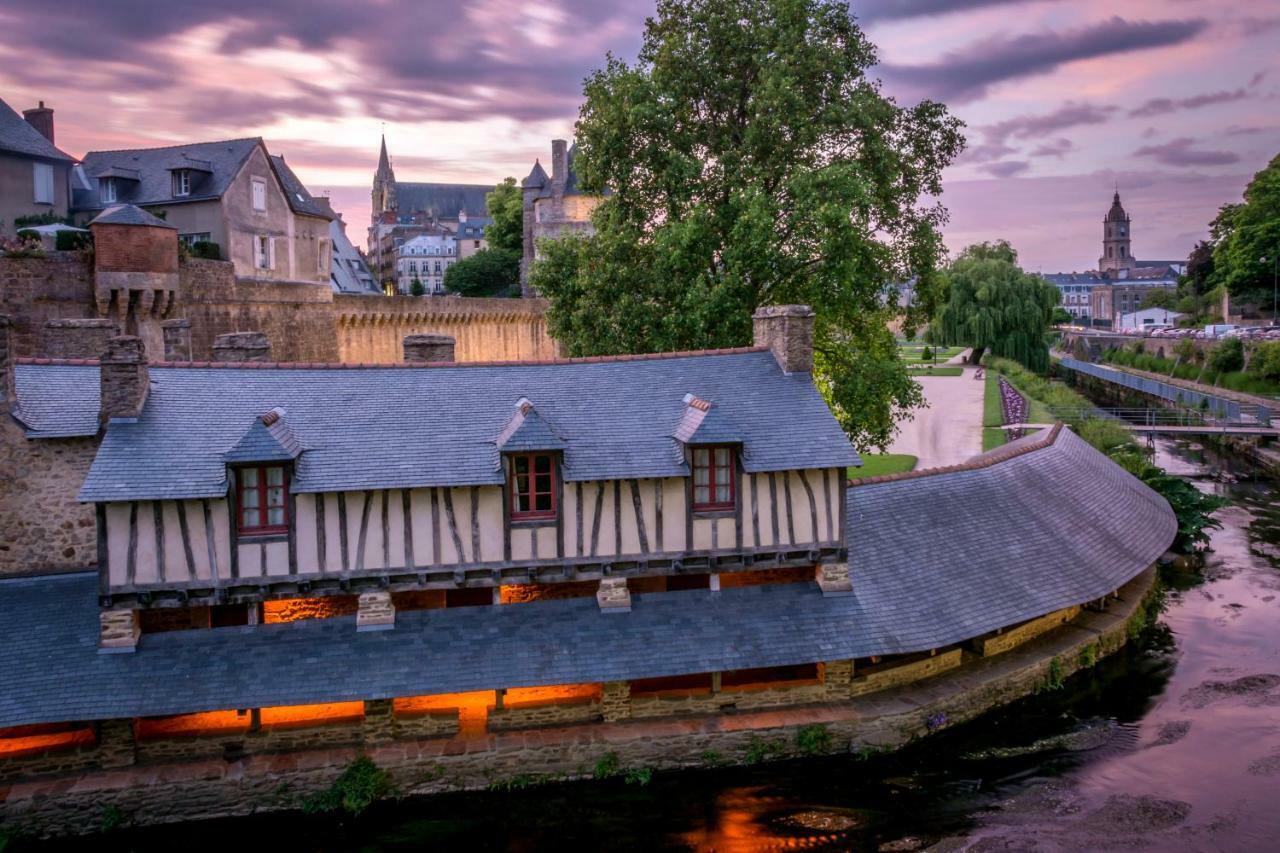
443 248 520 297
528 0 964 450
1208 152 1280 307
484 178 523 254
929 241 1059 371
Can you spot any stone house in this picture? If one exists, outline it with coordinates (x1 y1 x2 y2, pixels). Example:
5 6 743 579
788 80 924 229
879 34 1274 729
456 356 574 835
73 138 332 285
520 139 601 294
0 98 75 238
395 232 456 294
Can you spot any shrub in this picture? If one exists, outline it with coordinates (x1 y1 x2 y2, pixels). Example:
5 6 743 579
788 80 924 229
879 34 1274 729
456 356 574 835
189 240 220 260
1039 656 1065 692
1110 451 1226 552
409 278 426 296
744 734 787 765
1207 337 1244 374
301 756 394 816
593 751 620 779
700 750 725 767
1247 341 1280 382
16 228 40 243
796 724 832 755
13 211 68 228
1077 418 1134 454
55 229 92 251
920 346 933 361
624 767 654 786
1173 337 1198 363
1078 643 1099 668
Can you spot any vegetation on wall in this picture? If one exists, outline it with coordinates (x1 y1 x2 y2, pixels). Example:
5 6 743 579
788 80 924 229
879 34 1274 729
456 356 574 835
930 241 1060 371
1100 345 1280 397
301 756 394 816
528 0 964 451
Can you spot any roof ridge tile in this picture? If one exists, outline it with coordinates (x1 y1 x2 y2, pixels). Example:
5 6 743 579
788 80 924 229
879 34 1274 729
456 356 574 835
848 423 1064 488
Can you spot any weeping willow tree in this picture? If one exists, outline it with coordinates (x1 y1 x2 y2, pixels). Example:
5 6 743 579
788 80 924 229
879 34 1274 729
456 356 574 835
929 241 1060 372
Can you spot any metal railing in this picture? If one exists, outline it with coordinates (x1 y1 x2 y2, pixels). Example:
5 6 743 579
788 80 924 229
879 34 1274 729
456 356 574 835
1056 357 1274 425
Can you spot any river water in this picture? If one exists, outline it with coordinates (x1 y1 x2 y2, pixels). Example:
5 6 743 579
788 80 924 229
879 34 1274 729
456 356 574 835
45 439 1280 852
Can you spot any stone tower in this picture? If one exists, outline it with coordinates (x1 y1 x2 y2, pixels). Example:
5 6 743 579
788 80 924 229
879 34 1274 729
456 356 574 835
1099 190 1133 273
371 135 397 219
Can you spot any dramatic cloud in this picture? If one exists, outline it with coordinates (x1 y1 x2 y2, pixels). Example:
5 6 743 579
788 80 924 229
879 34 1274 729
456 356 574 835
984 102 1119 144
980 160 1031 178
1129 88 1251 117
856 0 1056 22
878 16 1209 102
1030 138 1073 158
1134 138 1241 167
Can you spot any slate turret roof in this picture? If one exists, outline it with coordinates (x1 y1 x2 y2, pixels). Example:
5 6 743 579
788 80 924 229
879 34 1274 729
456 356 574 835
89 203 176 229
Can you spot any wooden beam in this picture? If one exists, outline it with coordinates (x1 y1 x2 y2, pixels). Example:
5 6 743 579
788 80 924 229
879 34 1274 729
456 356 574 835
125 501 138 584
503 473 512 562
316 493 327 572
734 457 743 550
381 489 391 569
152 501 166 582
355 490 373 571
768 473 780 546
654 479 664 552
613 479 622 556
575 481 584 557
402 489 415 571
799 470 819 545
430 488 442 565
590 481 604 557
684 469 694 551
470 486 480 563
201 499 219 584
838 475 848 543
337 492 350 571
783 471 796 544
175 500 196 581
96 503 109 595
750 473 760 547
442 489 466 561
630 479 649 554
822 469 833 542
555 466 565 559
287 488 298 575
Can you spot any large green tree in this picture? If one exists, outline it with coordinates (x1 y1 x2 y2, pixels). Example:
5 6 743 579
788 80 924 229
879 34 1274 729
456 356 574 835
929 241 1060 371
443 247 520 297
528 0 963 450
1209 152 1280 311
484 178 523 253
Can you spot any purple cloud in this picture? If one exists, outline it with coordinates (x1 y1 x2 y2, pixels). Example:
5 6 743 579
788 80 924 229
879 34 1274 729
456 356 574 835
878 16 1209 102
1129 88 1250 117
984 102 1118 144
1134 138 1241 167
857 0 1059 22
981 160 1031 178
1030 138 1073 158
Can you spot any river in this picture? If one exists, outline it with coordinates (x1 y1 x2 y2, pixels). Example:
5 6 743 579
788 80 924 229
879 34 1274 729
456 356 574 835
41 439 1280 852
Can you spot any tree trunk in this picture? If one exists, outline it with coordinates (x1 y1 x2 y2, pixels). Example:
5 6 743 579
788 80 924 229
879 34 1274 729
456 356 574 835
969 346 986 365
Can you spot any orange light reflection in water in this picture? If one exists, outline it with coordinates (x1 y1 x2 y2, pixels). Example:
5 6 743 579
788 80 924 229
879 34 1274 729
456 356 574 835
677 788 852 852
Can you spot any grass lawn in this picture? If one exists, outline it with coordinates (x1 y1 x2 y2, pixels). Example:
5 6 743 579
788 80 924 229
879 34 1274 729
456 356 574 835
848 454 917 479
982 369 1005 451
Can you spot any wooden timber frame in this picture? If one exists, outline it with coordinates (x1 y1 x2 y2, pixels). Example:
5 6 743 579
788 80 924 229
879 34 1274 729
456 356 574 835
98 544 848 609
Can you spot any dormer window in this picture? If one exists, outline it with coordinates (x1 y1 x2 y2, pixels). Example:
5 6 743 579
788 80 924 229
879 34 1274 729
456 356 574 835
172 169 192 197
100 177 117 203
510 453 557 521
236 465 289 536
692 446 735 511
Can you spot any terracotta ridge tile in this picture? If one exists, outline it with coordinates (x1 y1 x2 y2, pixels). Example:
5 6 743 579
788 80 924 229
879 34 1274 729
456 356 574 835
847 422 1064 488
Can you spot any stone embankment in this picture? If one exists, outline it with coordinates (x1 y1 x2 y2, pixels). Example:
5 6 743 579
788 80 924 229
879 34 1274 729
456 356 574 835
0 568 1158 838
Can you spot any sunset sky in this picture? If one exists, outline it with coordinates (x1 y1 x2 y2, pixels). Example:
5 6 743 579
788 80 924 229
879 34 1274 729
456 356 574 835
0 0 1275 271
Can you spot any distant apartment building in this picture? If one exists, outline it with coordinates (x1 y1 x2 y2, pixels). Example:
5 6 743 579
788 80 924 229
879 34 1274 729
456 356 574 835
1040 191 1184 326
73 138 332 284
394 232 456 294
0 98 75 238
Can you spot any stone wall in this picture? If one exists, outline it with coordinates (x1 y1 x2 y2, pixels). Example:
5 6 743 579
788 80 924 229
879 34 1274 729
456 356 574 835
0 254 96 356
849 648 963 697
969 605 1081 656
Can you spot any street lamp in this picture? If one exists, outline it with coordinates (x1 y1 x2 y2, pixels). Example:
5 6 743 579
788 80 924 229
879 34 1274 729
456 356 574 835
1262 255 1279 325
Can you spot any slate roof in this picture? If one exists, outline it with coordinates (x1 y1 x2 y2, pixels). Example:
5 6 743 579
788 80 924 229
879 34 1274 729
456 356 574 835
223 408 303 463
268 155 334 221
0 97 74 162
494 401 568 454
12 363 100 438
14 349 859 502
89 204 176 229
74 138 260 211
393 182 490 218
0 427 1174 727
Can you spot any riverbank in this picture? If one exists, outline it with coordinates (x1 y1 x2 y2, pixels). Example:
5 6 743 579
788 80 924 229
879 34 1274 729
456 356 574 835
0 568 1158 841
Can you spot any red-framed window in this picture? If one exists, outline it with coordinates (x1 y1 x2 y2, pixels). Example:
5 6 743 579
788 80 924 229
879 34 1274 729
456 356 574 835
692 446 735 511
236 465 289 535
510 453 557 521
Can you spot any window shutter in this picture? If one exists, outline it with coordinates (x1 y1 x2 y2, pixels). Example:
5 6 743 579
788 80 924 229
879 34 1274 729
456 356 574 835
33 163 54 204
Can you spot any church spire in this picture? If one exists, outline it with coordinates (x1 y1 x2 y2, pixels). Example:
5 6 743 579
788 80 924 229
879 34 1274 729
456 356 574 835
376 134 393 181
372 134 397 218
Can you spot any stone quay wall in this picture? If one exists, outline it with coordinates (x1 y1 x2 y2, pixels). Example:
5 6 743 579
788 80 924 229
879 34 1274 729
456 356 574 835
0 568 1157 838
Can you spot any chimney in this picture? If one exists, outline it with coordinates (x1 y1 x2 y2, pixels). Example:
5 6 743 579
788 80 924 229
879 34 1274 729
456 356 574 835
161 319 192 361
212 331 271 363
23 101 54 145
100 336 149 423
403 333 456 363
752 304 816 374
551 139 568 186
44 319 118 359
0 316 15 410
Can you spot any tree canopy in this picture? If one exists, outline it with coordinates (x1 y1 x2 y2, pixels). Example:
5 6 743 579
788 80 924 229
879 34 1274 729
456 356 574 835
484 178 523 253
1208 152 1280 308
929 241 1060 371
443 247 520 297
528 0 964 450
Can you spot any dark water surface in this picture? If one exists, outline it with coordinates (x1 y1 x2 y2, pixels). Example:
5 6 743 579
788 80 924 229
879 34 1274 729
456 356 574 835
39 440 1280 852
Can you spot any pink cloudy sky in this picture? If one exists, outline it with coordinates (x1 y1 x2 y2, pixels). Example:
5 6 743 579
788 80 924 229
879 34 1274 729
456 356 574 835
0 0 1276 271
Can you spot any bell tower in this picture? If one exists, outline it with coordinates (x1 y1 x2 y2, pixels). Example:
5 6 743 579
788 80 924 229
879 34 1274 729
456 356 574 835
1099 189 1133 274
371 134 397 220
